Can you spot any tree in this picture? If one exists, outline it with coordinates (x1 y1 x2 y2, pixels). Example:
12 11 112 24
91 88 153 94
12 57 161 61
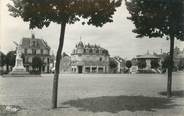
125 0 184 97
137 60 146 69
161 54 170 73
0 52 6 75
32 56 43 72
0 52 6 67
178 59 184 71
151 60 159 69
125 60 132 73
109 58 118 73
5 51 16 72
8 0 122 108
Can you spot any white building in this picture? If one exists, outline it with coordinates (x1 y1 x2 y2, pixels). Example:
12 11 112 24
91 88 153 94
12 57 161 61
21 34 52 73
71 41 110 73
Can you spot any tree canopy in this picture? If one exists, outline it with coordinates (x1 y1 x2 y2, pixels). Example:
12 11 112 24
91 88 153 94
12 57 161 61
5 51 16 67
0 52 6 66
125 0 184 40
126 60 132 68
109 58 118 69
126 0 184 97
8 0 122 28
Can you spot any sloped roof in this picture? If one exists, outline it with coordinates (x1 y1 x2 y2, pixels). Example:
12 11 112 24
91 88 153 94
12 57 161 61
176 53 184 59
21 36 50 49
76 41 105 49
0 51 4 54
136 53 160 59
113 56 125 63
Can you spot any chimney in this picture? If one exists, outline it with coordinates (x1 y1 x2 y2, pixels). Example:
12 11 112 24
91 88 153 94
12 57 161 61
32 34 35 39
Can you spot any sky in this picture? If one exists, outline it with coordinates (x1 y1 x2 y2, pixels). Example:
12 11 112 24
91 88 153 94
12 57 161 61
0 0 184 59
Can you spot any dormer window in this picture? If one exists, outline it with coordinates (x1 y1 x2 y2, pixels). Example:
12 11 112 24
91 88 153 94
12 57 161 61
32 41 36 47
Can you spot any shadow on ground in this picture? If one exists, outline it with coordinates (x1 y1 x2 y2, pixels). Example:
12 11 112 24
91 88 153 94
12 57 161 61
62 95 176 113
159 90 184 97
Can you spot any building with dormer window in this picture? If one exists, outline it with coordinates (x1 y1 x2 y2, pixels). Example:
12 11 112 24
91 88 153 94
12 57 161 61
21 34 52 73
70 41 110 73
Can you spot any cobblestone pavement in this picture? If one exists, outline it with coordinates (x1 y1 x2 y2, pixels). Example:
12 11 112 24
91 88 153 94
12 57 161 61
0 73 184 116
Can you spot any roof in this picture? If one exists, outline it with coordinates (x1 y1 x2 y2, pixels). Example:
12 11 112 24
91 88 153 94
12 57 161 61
113 56 125 63
76 41 105 49
136 53 160 59
176 53 184 59
73 40 109 56
21 35 50 49
0 51 4 55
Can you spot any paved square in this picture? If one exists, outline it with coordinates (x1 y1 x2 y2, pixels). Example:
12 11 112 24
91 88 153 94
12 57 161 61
0 73 184 116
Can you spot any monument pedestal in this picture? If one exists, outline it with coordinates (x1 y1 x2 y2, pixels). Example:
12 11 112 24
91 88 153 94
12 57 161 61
9 56 29 76
5 41 30 77
10 66 29 76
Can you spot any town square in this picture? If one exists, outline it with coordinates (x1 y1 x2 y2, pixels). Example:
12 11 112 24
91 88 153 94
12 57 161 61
0 0 184 116
0 73 184 116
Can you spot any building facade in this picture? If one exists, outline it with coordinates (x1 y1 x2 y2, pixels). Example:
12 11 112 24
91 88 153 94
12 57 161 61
112 56 126 73
60 53 72 73
70 41 110 73
173 47 184 70
21 34 52 73
136 52 160 69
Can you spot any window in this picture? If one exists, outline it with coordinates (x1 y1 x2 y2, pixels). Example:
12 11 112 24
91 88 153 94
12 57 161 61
25 57 28 63
27 49 32 54
24 49 27 54
93 49 96 54
43 49 48 54
41 49 43 54
47 58 49 64
43 58 47 63
84 49 86 53
85 67 90 73
32 41 36 47
92 67 97 73
98 67 103 72
32 49 36 55
36 49 41 54
99 57 102 61
89 49 92 53
28 57 32 63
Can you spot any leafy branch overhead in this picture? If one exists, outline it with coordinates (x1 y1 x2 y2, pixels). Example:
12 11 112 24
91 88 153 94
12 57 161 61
8 0 122 29
125 0 184 40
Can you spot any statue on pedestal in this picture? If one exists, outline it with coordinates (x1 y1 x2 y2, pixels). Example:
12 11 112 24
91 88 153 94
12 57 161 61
13 41 24 67
10 41 29 76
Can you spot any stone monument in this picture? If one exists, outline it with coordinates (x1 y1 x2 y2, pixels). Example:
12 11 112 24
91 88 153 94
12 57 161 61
10 41 29 76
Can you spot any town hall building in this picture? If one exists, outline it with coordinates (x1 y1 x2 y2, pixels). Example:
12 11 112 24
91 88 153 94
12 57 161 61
70 41 110 73
21 34 52 73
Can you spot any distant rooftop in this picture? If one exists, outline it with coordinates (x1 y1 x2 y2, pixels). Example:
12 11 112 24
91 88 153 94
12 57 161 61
21 34 50 49
72 40 109 56
136 51 160 59
75 40 105 49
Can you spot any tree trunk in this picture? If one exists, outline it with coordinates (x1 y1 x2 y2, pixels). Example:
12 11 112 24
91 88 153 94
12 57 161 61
167 35 175 98
52 22 66 108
